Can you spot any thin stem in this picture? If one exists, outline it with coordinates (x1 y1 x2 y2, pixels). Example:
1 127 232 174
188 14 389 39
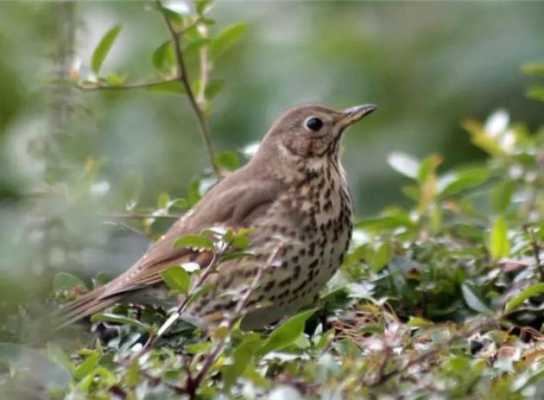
157 1 221 176
196 23 209 108
76 77 178 91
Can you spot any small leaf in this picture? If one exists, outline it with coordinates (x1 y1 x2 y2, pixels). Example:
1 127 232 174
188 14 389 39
161 265 191 294
90 312 150 331
387 152 419 179
215 150 240 171
439 167 490 197
205 79 224 99
174 233 214 250
491 181 515 213
527 85 544 102
91 25 122 75
222 333 262 389
521 62 544 77
147 80 186 95
504 283 544 313
489 216 510 260
53 272 87 292
157 192 170 208
367 242 393 273
74 351 102 380
258 309 315 356
210 23 247 59
152 40 174 72
461 283 492 314
462 119 506 157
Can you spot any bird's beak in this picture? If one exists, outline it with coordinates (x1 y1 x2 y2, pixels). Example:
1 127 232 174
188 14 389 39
338 104 377 129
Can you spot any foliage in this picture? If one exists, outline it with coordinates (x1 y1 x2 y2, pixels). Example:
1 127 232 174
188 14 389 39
1 2 544 400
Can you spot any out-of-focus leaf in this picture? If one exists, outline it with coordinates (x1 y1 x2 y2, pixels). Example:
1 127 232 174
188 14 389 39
356 211 413 232
205 79 225 99
53 272 87 292
463 120 506 157
152 40 174 72
210 23 247 59
258 309 315 356
91 25 122 75
491 180 515 213
157 192 170 208
74 350 101 380
161 265 191 294
184 37 211 60
222 333 262 389
175 233 214 250
439 167 490 197
504 283 544 313
196 0 212 15
387 152 419 179
367 242 393 272
418 154 442 184
461 283 492 314
215 150 240 171
489 216 510 260
105 73 127 86
147 80 186 95
90 312 150 330
527 85 544 102
522 63 544 77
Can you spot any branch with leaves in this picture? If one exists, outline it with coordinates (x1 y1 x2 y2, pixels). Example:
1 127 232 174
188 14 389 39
73 1 247 177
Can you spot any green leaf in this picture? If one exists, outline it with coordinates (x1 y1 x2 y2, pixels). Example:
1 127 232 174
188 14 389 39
462 120 506 157
157 192 170 208
74 350 102 380
196 0 212 15
53 272 87 292
387 152 419 179
90 312 151 331
91 25 122 75
367 242 393 272
439 167 490 197
527 85 544 102
521 62 544 77
222 333 262 389
152 40 174 72
174 233 214 250
161 265 191 294
205 79 225 99
215 150 240 171
210 23 247 59
488 216 510 260
356 211 413 232
258 309 315 356
491 181 515 213
147 80 186 95
417 154 442 184
504 283 544 313
461 283 492 314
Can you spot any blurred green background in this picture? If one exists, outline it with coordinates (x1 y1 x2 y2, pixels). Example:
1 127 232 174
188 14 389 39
0 1 543 334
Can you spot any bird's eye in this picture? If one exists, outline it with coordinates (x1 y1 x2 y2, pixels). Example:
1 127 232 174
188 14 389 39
304 116 323 132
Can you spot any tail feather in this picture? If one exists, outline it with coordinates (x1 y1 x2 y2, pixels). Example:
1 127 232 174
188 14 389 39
54 286 118 330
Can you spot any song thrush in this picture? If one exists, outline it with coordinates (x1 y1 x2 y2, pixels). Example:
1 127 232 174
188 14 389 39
59 103 376 330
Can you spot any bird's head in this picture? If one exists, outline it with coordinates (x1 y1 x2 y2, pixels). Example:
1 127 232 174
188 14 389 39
258 104 376 163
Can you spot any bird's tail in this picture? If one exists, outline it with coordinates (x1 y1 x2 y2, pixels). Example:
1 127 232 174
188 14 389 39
53 286 121 330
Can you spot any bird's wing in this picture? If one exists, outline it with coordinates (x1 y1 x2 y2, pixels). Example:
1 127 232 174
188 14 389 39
101 177 285 298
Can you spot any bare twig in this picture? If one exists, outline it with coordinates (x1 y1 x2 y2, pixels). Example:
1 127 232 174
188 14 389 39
156 0 220 176
196 23 209 108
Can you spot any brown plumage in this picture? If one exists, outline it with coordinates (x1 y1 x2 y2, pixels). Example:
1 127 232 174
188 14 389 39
59 103 376 330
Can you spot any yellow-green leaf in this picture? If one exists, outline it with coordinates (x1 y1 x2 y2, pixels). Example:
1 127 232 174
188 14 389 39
488 216 510 260
505 283 544 313
91 25 122 75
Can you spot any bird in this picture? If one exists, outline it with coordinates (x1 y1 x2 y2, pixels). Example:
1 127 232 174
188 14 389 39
58 103 376 330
